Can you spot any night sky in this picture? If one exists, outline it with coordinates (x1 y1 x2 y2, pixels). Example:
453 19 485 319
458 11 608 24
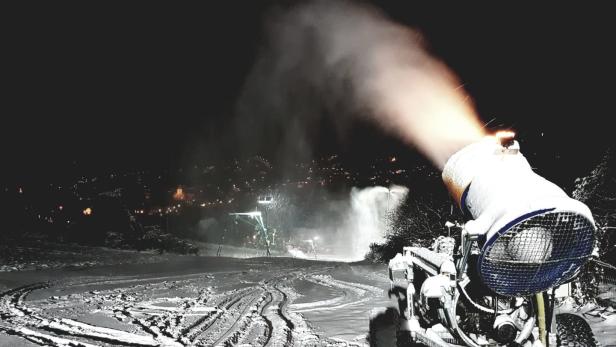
3 2 614 186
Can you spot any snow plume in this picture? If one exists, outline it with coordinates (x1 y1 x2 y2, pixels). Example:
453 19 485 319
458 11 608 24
284 185 407 262
237 0 485 168
343 185 408 260
313 185 407 262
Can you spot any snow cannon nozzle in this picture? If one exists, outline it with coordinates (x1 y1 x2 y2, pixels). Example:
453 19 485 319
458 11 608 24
495 130 515 148
441 133 595 296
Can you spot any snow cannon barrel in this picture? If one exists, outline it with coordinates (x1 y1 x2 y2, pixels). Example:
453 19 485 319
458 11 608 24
442 132 596 297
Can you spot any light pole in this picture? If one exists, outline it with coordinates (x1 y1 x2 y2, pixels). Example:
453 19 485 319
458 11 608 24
257 196 272 239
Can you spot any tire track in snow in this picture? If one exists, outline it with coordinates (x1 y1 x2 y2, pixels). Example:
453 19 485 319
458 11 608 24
1 282 177 346
0 266 378 346
210 287 271 346
180 287 258 344
290 274 383 313
0 283 103 347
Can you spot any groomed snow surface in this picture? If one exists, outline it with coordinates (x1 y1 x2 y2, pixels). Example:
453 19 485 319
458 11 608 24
1 254 614 346
0 256 393 346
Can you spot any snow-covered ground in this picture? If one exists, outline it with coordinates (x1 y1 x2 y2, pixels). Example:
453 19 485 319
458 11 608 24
0 256 394 346
0 241 188 273
1 254 614 346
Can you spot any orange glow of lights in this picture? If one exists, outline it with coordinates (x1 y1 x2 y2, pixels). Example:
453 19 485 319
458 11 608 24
83 207 92 216
173 187 185 200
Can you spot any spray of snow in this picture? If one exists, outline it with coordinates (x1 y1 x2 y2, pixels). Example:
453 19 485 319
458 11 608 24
346 185 408 259
238 0 485 169
285 185 407 262
287 246 310 259
335 185 408 261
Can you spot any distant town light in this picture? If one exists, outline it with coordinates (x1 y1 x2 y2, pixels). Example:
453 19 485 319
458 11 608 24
173 187 185 200
83 207 92 216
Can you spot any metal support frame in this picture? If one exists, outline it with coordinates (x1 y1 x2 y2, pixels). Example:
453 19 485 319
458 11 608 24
458 228 479 279
229 211 271 256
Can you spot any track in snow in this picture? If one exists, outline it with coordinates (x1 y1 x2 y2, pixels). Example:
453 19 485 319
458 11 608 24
0 260 387 346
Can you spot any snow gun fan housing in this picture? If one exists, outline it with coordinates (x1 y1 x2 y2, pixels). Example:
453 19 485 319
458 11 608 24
442 133 595 297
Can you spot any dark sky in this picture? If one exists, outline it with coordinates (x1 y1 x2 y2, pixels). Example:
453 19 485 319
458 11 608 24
3 2 614 185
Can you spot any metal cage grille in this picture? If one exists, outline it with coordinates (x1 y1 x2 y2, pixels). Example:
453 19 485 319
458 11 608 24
479 211 595 297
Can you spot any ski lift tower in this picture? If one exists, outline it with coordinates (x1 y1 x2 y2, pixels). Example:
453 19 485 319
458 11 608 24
228 195 275 256
257 195 276 246
229 211 271 256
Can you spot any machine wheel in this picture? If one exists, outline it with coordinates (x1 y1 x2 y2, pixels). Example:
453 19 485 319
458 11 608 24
395 329 419 347
369 307 424 347
369 307 399 346
556 313 600 347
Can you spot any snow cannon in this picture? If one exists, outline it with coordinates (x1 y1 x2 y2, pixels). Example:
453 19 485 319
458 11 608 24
442 131 595 296
383 131 597 347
